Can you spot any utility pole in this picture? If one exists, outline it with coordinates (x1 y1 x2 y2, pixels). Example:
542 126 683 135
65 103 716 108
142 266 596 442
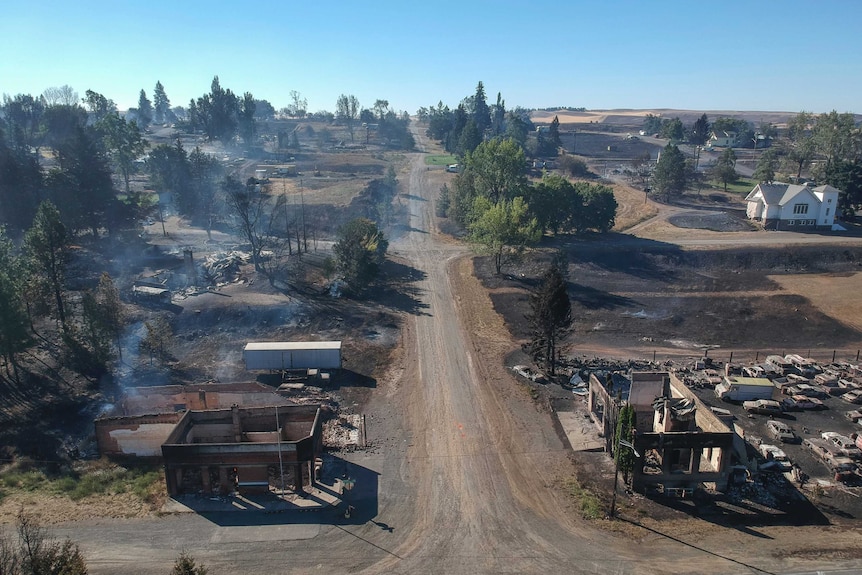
609 438 639 519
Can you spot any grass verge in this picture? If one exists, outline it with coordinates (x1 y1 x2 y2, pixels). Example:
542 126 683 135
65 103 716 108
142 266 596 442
0 459 163 504
563 476 604 519
424 154 458 166
707 177 755 195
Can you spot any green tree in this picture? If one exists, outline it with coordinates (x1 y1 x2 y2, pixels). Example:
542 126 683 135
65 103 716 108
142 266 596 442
526 174 570 234
469 196 540 275
98 112 148 193
491 92 506 137
0 129 42 233
642 114 662 135
372 99 390 121
41 102 88 152
1 93 45 150
659 117 685 141
652 144 686 200
194 76 239 143
504 111 529 148
457 119 482 156
782 111 816 179
140 315 173 365
753 149 778 184
24 201 70 330
466 138 528 204
436 184 450 218
527 263 571 376
813 110 860 170
713 148 737 192
333 218 388 295
614 404 636 484
147 141 191 210
581 183 618 233
824 159 862 216
689 113 710 145
237 92 257 146
335 94 360 143
153 81 171 125
171 552 208 575
80 272 124 362
188 147 224 236
471 81 491 134
46 125 115 237
0 227 29 376
82 90 116 123
136 89 153 129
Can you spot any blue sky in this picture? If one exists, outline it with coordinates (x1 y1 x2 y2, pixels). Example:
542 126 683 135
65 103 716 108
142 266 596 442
2 0 860 114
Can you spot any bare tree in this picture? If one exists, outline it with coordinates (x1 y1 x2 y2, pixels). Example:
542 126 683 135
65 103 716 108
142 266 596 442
0 511 88 574
42 85 79 107
336 94 360 143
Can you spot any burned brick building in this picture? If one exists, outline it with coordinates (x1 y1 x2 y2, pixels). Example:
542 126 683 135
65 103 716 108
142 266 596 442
95 383 323 497
589 371 734 495
162 404 322 496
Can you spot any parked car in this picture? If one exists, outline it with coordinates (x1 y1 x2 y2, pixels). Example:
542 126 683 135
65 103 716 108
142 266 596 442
789 383 829 399
759 444 792 472
842 389 862 404
845 409 862 423
821 432 862 460
743 399 783 416
804 438 859 473
767 420 799 443
790 395 827 410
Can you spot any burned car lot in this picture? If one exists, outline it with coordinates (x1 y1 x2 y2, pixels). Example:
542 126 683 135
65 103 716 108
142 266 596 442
685 356 862 493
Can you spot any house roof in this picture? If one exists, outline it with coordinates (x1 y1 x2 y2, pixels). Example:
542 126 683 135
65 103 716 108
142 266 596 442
710 130 737 139
745 183 816 205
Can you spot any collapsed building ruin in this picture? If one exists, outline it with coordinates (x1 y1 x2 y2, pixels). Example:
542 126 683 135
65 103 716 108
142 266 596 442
95 382 323 496
589 371 733 495
162 404 322 496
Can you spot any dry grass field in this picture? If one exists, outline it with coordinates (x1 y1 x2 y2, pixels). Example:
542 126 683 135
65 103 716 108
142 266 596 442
770 272 862 333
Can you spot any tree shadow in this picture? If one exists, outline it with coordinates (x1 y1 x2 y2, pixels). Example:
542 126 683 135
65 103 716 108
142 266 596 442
565 234 682 282
569 283 638 310
368 260 431 317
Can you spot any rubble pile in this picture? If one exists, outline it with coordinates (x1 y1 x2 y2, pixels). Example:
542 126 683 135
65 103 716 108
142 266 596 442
322 414 362 448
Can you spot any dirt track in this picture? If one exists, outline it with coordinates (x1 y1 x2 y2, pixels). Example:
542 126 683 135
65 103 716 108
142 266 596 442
42 131 862 574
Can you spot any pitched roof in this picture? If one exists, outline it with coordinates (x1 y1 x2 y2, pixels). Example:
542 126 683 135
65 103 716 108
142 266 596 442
745 183 815 206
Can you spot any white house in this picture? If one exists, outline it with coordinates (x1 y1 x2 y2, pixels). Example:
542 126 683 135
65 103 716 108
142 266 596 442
709 131 738 147
745 183 841 231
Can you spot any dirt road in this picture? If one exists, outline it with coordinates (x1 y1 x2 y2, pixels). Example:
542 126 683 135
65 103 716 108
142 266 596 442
50 132 862 574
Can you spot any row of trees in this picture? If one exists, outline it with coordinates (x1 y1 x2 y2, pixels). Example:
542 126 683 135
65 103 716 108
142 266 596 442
422 83 545 157
648 110 861 214
437 138 616 273
0 87 155 236
0 201 124 380
334 94 415 149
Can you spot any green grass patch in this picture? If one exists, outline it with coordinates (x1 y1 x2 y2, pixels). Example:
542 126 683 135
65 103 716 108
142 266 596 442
564 477 604 519
424 154 458 166
0 461 162 503
707 177 755 195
